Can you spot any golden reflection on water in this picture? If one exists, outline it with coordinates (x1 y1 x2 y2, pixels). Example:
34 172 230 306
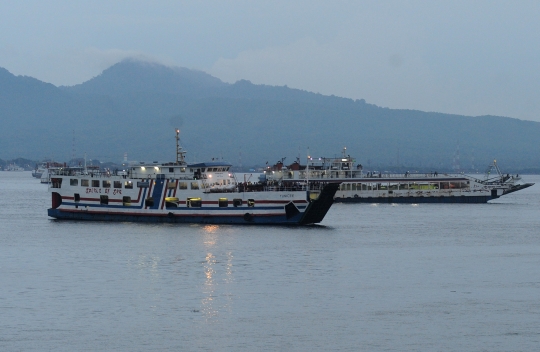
202 225 219 246
201 251 217 321
200 227 235 322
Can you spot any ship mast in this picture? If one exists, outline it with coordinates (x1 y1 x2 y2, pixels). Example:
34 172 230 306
175 128 186 165
306 148 310 192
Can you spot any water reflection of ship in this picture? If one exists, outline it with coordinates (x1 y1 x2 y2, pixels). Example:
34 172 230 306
200 226 234 322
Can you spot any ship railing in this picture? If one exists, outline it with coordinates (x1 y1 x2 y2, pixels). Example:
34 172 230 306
52 168 128 178
363 172 448 179
278 170 476 180
51 169 105 177
264 185 308 192
237 182 311 192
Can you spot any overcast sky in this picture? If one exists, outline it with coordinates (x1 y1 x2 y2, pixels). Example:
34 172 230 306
1 0 539 121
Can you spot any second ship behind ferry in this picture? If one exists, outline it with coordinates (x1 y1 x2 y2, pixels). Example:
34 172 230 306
263 148 534 203
47 130 340 225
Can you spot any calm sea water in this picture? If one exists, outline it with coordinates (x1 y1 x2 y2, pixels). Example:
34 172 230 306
1 172 539 351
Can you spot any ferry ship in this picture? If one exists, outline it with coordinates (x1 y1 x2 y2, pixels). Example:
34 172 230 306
33 161 64 180
262 148 534 204
47 130 340 225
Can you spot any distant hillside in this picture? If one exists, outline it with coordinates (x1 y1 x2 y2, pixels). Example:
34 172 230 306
1 59 540 172
63 59 226 96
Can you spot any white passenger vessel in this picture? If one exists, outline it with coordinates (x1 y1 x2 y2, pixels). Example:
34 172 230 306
47 131 340 225
262 149 534 203
33 161 65 182
4 164 25 171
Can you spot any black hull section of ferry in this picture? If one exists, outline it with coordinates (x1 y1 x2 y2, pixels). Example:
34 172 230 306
299 183 340 224
502 183 535 195
47 209 308 225
335 195 497 204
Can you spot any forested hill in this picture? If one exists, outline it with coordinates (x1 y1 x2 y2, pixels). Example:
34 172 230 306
1 59 539 172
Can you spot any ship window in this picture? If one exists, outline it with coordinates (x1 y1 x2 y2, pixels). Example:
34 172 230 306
81 179 89 187
51 178 62 188
167 180 176 189
123 196 131 206
351 183 356 191
187 197 201 207
102 180 111 188
169 167 174 173
179 182 188 190
219 198 228 207
145 197 154 207
100 195 108 205
191 182 199 190
114 181 122 188
70 179 78 186
92 180 100 187
74 193 80 202
180 167 186 172
247 199 255 207
125 181 133 189
233 198 242 207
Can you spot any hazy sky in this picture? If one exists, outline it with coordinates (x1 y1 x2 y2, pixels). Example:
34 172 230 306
1 0 539 121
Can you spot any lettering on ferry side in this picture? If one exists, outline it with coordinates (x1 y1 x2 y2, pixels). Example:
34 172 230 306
113 189 122 195
85 188 103 194
280 194 294 198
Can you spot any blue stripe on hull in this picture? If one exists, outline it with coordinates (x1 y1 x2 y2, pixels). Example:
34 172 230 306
47 209 304 225
335 195 495 204
150 179 166 209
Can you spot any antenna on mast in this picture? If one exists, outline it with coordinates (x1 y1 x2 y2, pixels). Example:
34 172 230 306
175 128 186 165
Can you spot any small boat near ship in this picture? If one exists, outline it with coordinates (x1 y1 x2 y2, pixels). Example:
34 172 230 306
32 163 46 178
47 130 340 225
262 148 534 204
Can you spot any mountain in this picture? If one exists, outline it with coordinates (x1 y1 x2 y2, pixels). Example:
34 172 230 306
1 59 540 172
63 59 226 97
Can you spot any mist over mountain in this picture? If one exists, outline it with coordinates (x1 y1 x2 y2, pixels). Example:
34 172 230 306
2 59 540 172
